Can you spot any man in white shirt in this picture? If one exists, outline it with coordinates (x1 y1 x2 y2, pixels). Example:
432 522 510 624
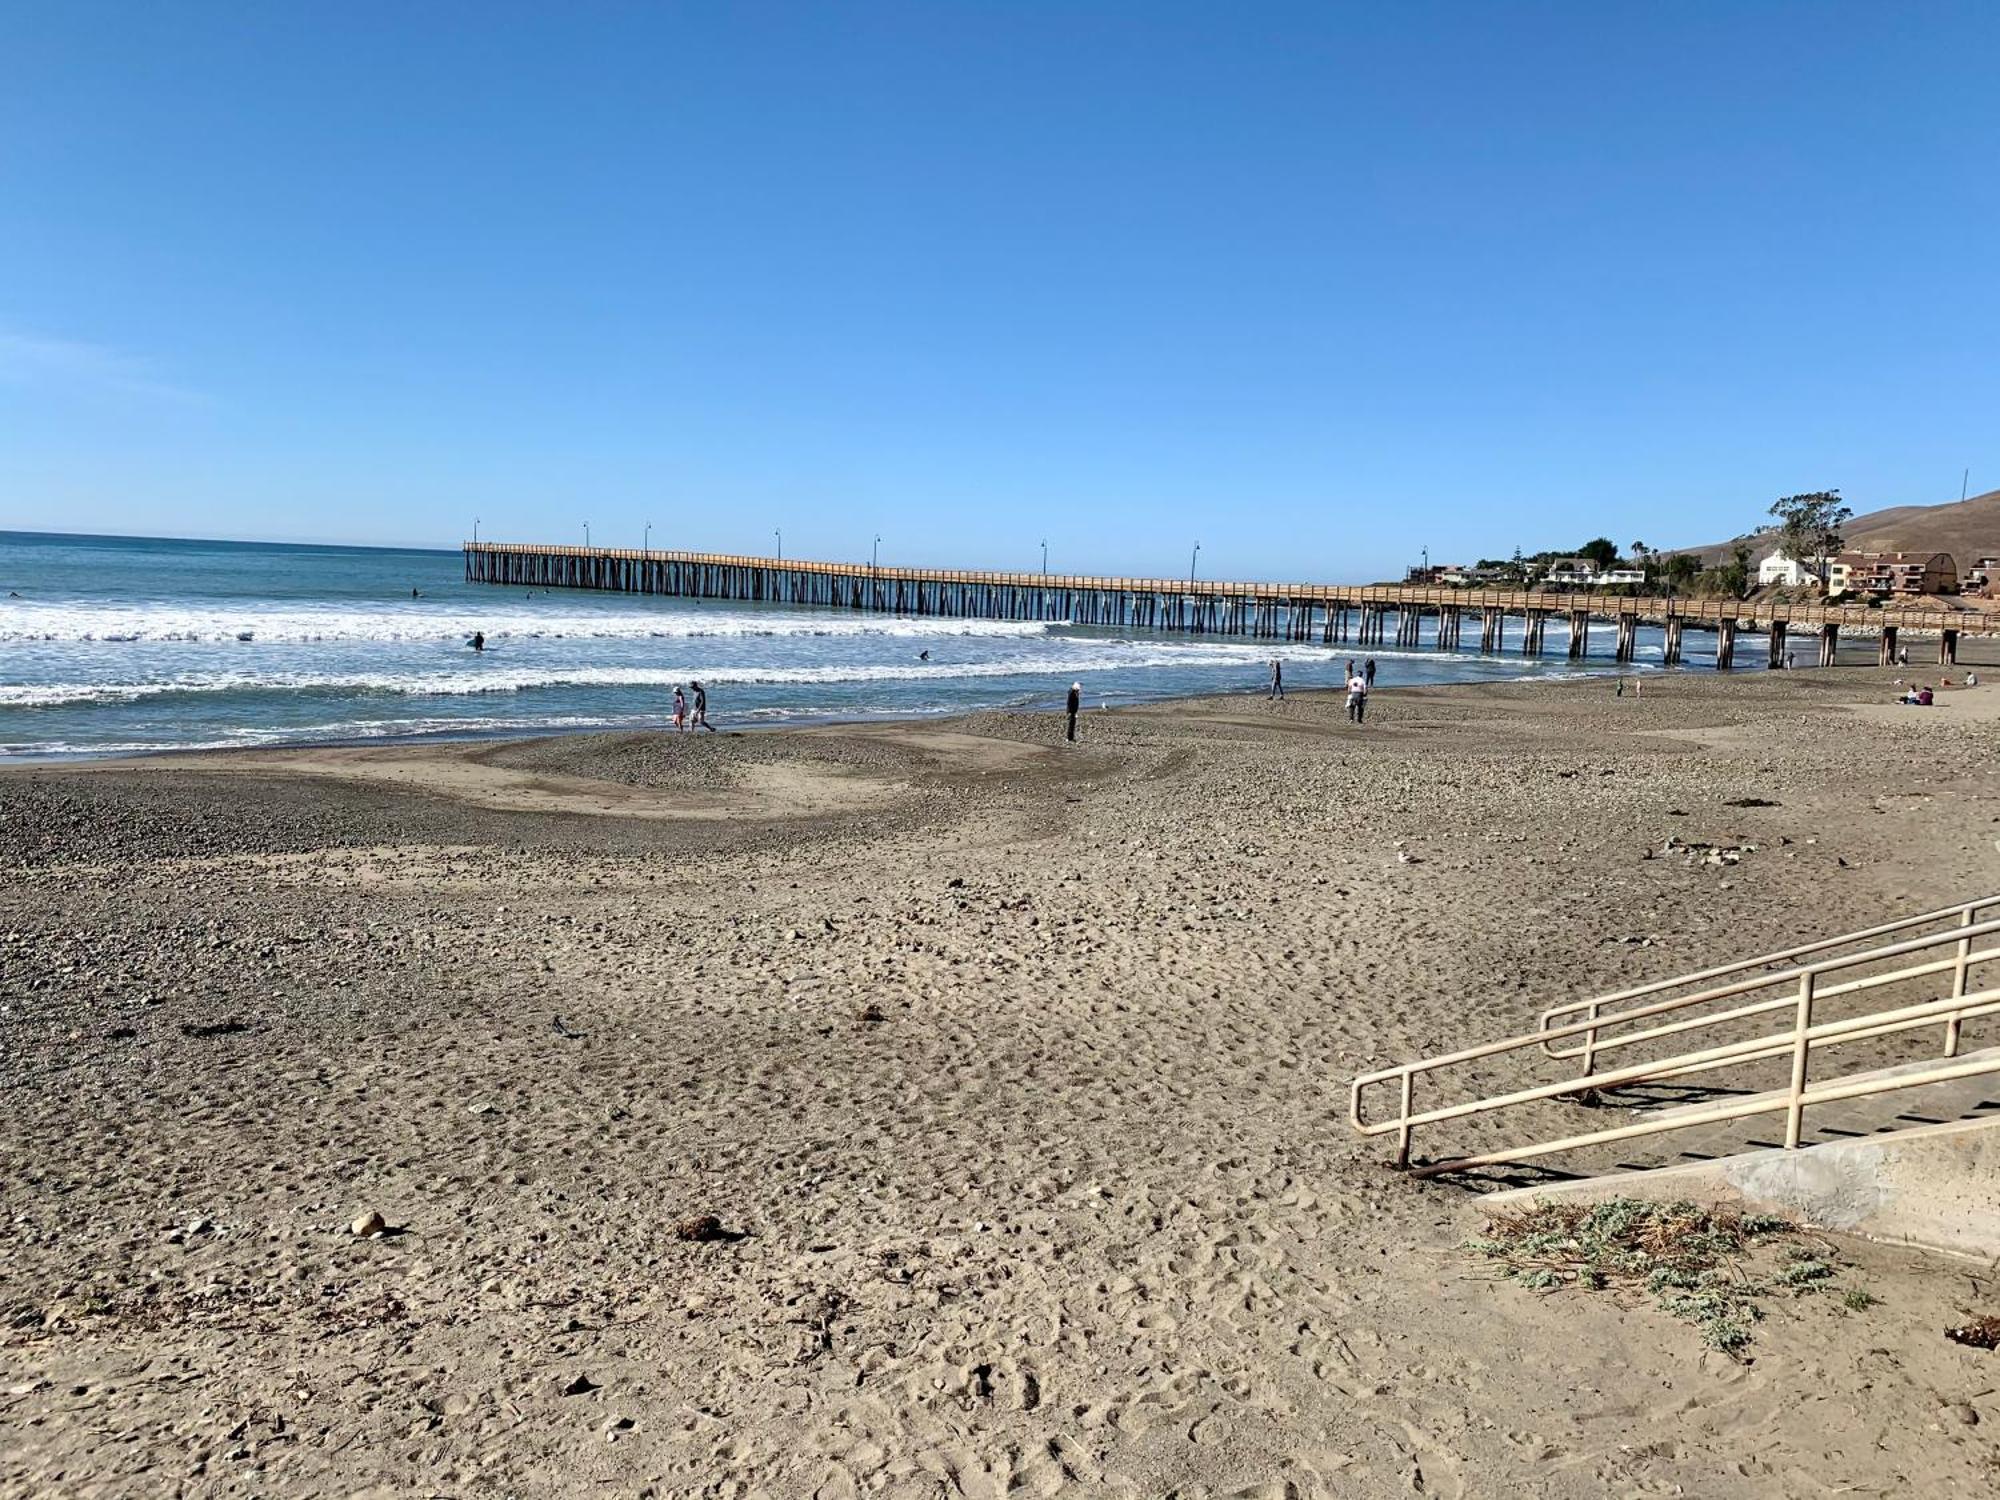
1346 671 1369 724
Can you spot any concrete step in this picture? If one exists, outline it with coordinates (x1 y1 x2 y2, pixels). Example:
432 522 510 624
1559 1046 2000 1176
1483 1116 2000 1259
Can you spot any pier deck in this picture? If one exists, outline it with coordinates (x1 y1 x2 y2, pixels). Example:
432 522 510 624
463 542 1995 667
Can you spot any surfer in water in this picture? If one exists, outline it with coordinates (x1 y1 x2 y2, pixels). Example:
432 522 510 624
469 631 486 652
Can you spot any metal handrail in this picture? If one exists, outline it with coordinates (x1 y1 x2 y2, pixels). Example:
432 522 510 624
1350 905 2000 1173
1539 895 1994 1067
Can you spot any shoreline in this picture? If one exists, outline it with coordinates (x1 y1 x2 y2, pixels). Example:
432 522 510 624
10 636 1974 766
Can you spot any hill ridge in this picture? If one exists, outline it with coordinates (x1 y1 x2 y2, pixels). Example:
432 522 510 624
1684 488 2000 566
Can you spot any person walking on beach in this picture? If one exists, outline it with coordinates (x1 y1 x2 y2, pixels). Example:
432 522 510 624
1065 681 1082 742
1345 659 1356 682
1364 657 1377 688
672 684 687 732
690 681 713 731
1346 669 1369 724
1269 659 1284 699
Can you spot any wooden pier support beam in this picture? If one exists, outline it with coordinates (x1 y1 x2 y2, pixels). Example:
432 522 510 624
1397 607 1422 649
463 547 1997 678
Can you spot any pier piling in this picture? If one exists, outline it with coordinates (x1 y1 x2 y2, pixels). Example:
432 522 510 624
462 543 1985 674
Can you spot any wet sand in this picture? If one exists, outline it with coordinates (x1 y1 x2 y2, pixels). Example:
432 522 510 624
4 670 1999 1497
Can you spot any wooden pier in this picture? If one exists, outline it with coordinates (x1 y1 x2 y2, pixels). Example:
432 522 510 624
464 542 1992 667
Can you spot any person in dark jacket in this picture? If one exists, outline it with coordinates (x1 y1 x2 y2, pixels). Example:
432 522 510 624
1065 681 1082 742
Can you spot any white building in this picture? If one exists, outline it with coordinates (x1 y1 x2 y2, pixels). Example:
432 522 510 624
1757 553 1820 588
1541 556 1597 585
1598 568 1646 586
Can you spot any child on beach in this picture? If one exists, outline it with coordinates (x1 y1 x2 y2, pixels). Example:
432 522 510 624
672 685 687 731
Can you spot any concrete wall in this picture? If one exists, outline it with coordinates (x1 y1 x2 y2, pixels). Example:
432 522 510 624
1486 1117 2000 1261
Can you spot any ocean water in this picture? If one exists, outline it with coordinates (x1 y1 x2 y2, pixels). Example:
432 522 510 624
0 531 1695 759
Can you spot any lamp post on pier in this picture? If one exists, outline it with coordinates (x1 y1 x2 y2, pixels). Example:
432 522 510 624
1041 539 1048 574
473 517 480 544
775 527 782 561
583 521 591 548
873 534 881 569
643 522 651 555
1190 541 1201 586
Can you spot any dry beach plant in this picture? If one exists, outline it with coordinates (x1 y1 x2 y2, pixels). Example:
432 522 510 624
1468 1198 1857 1356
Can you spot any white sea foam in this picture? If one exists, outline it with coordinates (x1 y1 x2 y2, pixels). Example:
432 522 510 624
0 642 1339 708
0 600 1061 646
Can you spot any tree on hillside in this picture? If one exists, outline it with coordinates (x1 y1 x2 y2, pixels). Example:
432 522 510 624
1769 490 1853 590
1698 545 1754 600
1661 552 1699 592
1579 537 1619 570
1723 544 1754 598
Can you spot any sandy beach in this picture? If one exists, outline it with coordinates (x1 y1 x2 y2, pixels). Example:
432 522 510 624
6 669 2000 1498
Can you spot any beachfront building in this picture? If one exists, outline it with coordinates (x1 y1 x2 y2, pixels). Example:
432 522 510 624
1597 567 1646 586
1405 563 1477 587
1540 556 1597 586
1831 551 1958 597
1757 552 1821 588
1962 556 2000 597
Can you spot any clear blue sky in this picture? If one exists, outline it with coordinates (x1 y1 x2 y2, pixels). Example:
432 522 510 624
2 2 1994 580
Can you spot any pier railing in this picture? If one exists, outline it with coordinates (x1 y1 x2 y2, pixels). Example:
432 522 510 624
463 540 1991 664
462 541 1987 630
1349 899 2000 1177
